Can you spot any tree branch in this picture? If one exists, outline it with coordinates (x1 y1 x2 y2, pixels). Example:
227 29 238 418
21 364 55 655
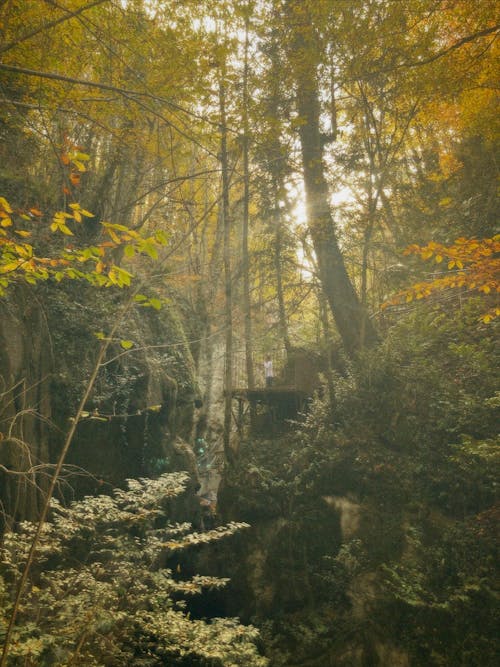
382 24 500 74
0 0 110 55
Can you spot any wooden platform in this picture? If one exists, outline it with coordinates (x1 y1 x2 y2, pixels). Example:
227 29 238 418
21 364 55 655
231 386 307 401
230 386 309 433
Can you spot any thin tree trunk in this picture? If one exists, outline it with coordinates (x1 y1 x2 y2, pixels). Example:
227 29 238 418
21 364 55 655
266 25 292 355
318 290 335 405
219 72 235 463
241 15 255 390
273 195 292 354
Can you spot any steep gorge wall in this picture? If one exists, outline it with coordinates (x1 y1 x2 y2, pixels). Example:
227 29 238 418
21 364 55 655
0 288 52 524
0 282 200 529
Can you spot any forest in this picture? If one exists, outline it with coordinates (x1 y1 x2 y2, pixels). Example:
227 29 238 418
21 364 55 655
0 0 498 665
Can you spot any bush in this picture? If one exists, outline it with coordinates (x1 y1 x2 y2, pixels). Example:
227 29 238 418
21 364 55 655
0 473 267 667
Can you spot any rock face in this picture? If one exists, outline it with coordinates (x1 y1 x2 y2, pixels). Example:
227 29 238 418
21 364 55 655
0 283 200 528
213 435 415 667
0 288 52 524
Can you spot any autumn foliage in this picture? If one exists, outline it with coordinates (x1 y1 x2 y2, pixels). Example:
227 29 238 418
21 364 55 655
383 236 500 322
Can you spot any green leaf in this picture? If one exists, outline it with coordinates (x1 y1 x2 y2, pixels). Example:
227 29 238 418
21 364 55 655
154 230 169 245
141 239 158 259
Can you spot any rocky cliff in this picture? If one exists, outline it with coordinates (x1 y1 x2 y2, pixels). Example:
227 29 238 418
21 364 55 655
0 282 200 529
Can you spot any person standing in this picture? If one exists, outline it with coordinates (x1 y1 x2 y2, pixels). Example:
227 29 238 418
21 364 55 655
264 355 274 388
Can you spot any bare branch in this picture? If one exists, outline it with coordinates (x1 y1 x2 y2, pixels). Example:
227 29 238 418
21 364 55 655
0 0 110 55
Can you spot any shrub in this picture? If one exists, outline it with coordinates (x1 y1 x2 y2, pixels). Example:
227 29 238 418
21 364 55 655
0 473 267 667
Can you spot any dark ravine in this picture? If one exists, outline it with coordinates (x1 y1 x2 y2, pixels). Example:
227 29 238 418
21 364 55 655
1 285 497 667
0 281 201 528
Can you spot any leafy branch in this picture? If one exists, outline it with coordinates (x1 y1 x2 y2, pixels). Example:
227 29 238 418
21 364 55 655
383 236 500 322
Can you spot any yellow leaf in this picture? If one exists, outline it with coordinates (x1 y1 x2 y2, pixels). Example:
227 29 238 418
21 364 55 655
448 261 455 269
0 216 12 227
435 255 443 263
456 260 464 269
106 229 120 244
15 244 32 257
0 261 21 273
120 340 134 350
72 160 87 172
60 223 73 235
0 197 13 213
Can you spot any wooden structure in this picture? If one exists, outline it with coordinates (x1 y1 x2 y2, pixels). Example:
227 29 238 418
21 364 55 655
229 349 322 434
231 386 309 434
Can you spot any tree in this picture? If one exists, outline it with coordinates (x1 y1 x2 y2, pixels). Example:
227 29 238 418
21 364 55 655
282 0 379 355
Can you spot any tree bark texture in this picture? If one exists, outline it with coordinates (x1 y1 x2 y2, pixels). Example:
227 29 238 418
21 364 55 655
219 74 235 463
242 17 255 390
287 1 378 354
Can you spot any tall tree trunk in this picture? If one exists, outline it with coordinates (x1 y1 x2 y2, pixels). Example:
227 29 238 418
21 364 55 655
286 1 378 355
273 191 292 354
242 15 255 390
219 72 235 463
297 82 377 354
266 25 292 355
